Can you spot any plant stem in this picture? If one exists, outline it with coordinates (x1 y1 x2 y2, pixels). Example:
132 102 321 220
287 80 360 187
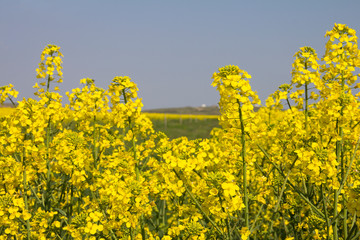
22 150 31 239
8 95 16 107
237 99 249 230
93 106 98 167
304 82 308 131
321 184 330 240
334 77 346 240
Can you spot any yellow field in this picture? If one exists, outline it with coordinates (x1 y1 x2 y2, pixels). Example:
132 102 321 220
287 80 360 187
144 112 218 120
0 107 16 117
0 108 218 121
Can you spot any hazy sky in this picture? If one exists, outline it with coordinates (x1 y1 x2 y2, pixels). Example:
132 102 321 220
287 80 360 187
1 0 360 109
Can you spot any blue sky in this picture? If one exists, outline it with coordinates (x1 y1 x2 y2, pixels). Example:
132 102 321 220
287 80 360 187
1 0 360 109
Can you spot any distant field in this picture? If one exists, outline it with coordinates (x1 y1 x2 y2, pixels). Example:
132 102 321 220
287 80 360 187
143 105 220 115
144 112 218 120
144 106 220 139
150 116 219 140
0 106 219 139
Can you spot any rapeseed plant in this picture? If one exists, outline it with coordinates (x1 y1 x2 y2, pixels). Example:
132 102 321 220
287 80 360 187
1 24 360 240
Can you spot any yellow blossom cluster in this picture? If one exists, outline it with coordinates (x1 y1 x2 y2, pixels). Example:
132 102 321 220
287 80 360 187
0 84 18 105
1 23 360 240
36 45 63 82
211 65 261 129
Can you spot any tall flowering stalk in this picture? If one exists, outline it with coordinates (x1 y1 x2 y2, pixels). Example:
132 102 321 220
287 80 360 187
0 84 18 106
212 65 260 238
34 45 64 215
35 44 63 93
108 76 145 239
320 23 360 240
291 46 322 131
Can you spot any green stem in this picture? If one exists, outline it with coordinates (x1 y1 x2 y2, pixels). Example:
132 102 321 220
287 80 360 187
337 136 360 195
45 72 53 211
336 134 360 238
305 82 308 131
269 158 296 232
237 99 249 230
93 107 98 167
321 184 330 240
250 204 264 233
226 214 232 240
286 97 292 110
46 74 51 92
45 116 52 212
350 230 360 240
218 194 232 240
22 151 31 239
8 95 17 107
334 77 346 240
162 200 166 228
348 212 357 240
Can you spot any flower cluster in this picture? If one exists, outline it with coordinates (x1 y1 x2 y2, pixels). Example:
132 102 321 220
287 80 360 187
0 84 18 105
212 65 261 128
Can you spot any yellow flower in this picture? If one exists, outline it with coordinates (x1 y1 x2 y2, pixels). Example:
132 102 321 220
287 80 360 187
240 227 250 240
54 221 61 228
22 211 32 221
209 188 218 196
